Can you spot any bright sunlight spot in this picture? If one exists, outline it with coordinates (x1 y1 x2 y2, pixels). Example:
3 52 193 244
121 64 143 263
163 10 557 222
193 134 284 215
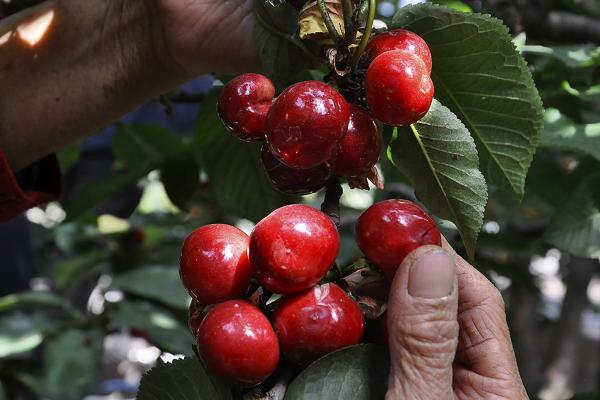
17 9 54 47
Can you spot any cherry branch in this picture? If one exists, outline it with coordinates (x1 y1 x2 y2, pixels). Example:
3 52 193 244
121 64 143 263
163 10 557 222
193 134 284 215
321 177 343 227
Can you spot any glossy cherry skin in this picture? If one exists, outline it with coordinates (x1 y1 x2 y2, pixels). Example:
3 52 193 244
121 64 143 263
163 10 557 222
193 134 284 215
328 105 381 177
365 50 434 126
273 283 365 365
366 29 432 74
266 81 350 169
249 204 339 295
217 73 275 141
197 300 280 386
261 145 330 195
179 224 252 305
355 199 441 277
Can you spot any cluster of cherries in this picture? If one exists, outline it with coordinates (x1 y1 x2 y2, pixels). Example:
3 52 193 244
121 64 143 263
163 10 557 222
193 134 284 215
217 29 434 195
178 199 441 387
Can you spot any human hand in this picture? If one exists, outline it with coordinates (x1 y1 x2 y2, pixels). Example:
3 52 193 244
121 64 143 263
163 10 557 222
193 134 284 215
385 239 529 399
155 0 261 78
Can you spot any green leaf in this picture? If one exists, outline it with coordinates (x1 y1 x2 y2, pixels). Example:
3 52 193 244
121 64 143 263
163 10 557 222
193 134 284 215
137 357 231 400
108 300 194 355
389 100 487 259
193 90 291 222
111 265 190 310
161 151 200 211
43 328 103 400
392 3 543 197
541 108 600 161
113 125 188 170
66 125 196 219
56 143 81 172
0 291 65 312
0 313 55 358
65 170 143 220
54 251 105 293
253 0 312 88
544 174 600 260
430 0 472 13
285 345 389 400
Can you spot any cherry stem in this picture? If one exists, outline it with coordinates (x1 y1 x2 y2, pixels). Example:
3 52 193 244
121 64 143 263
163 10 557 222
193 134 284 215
350 0 375 68
317 0 342 44
321 177 343 227
341 0 354 41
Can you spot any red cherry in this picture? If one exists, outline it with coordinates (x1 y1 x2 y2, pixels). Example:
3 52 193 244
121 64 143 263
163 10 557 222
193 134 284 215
328 105 381 177
179 224 252 305
188 299 205 337
365 50 434 126
355 199 441 277
273 283 365 364
217 73 275 141
249 205 339 295
197 300 280 386
266 81 350 169
366 29 432 74
261 145 330 195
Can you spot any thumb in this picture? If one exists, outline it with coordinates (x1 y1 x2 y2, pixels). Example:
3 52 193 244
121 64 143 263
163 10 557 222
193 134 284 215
386 246 458 400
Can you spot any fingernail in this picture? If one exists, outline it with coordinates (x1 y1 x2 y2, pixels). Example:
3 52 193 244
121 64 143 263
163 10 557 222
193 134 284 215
408 250 455 298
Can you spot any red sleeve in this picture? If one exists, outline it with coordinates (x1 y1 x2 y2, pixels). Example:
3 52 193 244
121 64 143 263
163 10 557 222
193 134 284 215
0 149 62 222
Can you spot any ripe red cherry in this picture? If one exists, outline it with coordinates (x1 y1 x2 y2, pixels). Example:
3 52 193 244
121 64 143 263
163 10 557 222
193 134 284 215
355 199 441 277
249 204 339 294
273 283 365 364
179 224 252 305
261 146 331 195
365 50 434 126
366 29 432 74
328 105 381 177
266 81 350 169
217 73 275 141
197 300 280 386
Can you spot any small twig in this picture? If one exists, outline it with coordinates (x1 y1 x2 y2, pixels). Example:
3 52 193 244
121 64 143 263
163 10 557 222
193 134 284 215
321 177 343 227
317 0 342 43
350 0 375 68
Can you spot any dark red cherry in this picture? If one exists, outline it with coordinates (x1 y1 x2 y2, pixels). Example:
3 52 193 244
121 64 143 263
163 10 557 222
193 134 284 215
273 283 365 364
217 73 275 141
328 105 381 177
179 224 252 305
261 145 330 195
366 29 432 74
365 50 434 126
355 199 441 277
197 300 280 386
249 204 339 295
266 81 350 169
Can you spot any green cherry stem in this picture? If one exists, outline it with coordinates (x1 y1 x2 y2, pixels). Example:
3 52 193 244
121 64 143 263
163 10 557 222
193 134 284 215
341 0 354 41
317 0 342 44
350 0 375 69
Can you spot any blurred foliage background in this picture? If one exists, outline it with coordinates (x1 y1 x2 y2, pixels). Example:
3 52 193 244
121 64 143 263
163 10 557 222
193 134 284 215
0 0 599 399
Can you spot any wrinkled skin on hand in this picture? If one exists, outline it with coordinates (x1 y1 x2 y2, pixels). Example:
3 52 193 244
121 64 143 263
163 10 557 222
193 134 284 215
155 0 260 77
